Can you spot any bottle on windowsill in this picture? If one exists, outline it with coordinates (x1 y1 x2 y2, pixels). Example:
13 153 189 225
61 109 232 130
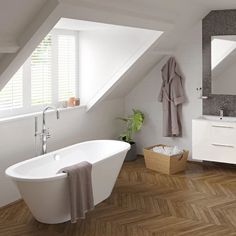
75 98 80 106
67 97 80 107
67 97 76 107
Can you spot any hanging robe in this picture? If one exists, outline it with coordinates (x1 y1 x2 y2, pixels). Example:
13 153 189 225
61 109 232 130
158 57 186 137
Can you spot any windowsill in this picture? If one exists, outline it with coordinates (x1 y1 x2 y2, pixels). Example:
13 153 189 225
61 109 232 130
0 105 87 124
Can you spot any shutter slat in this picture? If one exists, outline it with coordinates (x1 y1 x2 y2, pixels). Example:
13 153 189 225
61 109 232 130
0 31 77 115
58 34 76 101
0 68 23 110
31 34 52 106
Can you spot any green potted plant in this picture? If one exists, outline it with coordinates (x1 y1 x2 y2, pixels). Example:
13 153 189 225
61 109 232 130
117 109 144 161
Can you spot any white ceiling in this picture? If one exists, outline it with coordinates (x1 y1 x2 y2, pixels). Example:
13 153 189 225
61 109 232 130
1 0 236 102
64 0 236 50
0 0 47 40
65 0 236 14
0 0 47 58
1 0 236 50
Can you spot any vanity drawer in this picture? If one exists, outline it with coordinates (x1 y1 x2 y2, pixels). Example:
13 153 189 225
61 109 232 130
192 118 236 164
208 143 236 164
210 123 236 145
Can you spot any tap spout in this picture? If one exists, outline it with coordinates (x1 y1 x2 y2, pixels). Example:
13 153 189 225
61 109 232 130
43 106 60 126
41 106 60 154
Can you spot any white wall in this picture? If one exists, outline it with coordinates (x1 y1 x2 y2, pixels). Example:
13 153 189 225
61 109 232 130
125 22 203 158
0 98 124 207
79 27 160 104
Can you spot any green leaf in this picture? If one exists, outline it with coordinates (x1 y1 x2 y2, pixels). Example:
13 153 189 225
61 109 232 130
117 109 144 142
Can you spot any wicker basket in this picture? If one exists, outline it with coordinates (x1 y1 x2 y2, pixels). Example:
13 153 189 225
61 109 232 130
143 144 188 175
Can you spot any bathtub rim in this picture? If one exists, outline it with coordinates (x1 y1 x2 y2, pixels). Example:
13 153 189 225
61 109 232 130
5 140 130 182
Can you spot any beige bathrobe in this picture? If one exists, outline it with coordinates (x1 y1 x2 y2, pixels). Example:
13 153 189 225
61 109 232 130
158 57 186 137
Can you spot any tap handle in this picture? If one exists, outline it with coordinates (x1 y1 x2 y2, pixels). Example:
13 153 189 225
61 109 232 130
34 117 38 137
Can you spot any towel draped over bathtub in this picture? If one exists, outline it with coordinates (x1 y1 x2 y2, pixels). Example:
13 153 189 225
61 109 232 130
58 161 94 223
158 57 186 137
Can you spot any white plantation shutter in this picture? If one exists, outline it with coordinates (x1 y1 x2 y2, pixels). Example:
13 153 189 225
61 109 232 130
31 34 52 105
0 67 23 110
58 34 76 101
0 30 78 118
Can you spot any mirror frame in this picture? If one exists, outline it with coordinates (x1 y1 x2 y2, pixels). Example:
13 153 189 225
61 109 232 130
203 10 236 116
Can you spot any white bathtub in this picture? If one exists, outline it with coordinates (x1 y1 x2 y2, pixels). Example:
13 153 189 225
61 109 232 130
5 140 130 224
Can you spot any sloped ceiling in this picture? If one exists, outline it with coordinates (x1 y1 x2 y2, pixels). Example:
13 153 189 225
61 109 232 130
1 0 236 107
64 0 236 50
0 0 47 56
0 0 47 38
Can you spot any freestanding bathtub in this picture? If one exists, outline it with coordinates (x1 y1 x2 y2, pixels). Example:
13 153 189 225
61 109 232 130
5 140 130 224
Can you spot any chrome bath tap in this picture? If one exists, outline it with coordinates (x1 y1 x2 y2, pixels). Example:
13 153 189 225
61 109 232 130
39 106 60 155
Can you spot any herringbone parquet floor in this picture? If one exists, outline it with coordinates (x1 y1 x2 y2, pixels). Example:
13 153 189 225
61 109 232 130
0 158 236 236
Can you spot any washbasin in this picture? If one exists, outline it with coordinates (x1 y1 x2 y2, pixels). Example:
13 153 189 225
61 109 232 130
197 115 236 122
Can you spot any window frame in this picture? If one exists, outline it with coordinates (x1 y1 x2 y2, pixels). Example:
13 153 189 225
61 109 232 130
0 29 79 118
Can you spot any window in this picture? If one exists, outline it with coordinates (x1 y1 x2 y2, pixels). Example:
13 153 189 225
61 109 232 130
58 35 76 101
31 34 52 106
0 67 23 110
0 29 78 118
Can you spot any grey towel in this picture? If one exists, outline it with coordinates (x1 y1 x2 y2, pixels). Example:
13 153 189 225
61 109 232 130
58 161 94 223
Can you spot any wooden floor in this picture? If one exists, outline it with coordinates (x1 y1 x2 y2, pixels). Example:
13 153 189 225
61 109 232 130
0 158 236 236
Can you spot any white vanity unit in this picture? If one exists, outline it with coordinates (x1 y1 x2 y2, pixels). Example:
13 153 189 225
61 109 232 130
192 116 236 164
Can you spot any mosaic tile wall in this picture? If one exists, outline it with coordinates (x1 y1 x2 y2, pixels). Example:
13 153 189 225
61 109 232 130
203 10 236 116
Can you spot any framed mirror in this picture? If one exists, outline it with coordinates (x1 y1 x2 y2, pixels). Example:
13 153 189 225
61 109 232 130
211 35 236 95
202 10 236 116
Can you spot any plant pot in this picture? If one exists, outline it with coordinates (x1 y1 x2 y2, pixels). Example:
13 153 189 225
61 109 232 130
125 142 137 161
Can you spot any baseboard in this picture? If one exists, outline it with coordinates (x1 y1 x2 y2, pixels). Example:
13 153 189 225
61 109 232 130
0 199 22 210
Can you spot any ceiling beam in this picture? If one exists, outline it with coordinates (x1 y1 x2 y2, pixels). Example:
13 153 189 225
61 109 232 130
0 0 60 91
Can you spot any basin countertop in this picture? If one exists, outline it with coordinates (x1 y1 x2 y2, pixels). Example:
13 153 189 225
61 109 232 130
194 115 236 123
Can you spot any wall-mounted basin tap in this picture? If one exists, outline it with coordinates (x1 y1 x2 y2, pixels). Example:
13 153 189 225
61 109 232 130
219 108 224 119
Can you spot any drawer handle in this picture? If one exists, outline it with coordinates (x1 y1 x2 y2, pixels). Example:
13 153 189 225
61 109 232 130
212 143 234 148
212 125 234 129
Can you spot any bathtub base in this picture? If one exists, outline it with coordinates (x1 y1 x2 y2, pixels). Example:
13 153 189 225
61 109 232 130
35 215 71 224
